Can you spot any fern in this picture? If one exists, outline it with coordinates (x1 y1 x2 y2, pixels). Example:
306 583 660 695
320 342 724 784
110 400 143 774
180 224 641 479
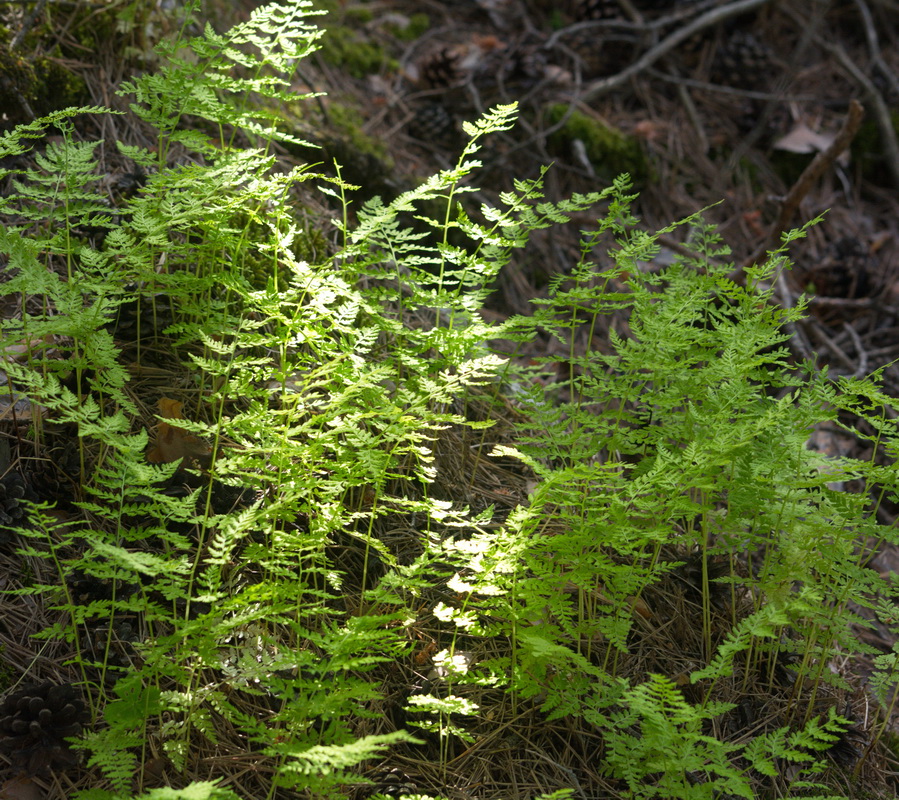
2 2 898 799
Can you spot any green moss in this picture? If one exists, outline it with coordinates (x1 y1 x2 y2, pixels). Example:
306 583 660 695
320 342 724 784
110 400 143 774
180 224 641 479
227 211 332 290
0 49 35 125
292 223 330 264
317 24 396 78
35 56 87 108
320 103 396 199
0 44 88 129
386 13 430 41
276 100 397 202
544 104 649 187
345 6 375 24
326 103 391 164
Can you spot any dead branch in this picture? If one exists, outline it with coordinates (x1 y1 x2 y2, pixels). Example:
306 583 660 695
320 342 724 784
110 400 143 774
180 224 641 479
827 44 899 190
578 0 772 103
740 99 865 274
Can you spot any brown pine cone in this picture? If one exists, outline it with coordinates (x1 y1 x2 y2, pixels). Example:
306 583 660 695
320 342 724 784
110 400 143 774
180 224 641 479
569 0 621 20
710 30 777 90
22 455 75 509
106 288 175 343
417 46 465 89
559 28 637 78
0 682 89 776
0 472 37 542
407 104 459 149
802 236 873 299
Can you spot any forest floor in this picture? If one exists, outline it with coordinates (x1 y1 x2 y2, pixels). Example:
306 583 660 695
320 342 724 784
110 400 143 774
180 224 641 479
2 0 899 798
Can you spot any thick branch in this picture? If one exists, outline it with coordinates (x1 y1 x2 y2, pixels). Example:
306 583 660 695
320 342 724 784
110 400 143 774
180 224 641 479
741 99 865 273
579 0 772 103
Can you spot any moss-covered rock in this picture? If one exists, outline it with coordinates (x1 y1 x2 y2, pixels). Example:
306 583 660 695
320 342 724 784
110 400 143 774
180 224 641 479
278 99 398 203
544 103 649 188
316 23 396 78
0 45 87 130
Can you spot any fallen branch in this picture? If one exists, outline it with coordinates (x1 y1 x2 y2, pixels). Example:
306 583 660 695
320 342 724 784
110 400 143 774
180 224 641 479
579 0 772 103
827 44 899 190
739 99 865 274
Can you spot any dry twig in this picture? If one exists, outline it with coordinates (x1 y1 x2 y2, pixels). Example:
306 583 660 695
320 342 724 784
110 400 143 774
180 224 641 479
740 99 865 274
853 0 899 98
844 321 869 378
826 44 899 190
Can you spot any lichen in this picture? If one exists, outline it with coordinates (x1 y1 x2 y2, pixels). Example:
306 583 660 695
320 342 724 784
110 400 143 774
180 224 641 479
544 104 649 187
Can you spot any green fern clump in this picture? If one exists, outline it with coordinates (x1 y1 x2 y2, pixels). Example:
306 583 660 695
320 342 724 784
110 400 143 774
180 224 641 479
436 192 899 795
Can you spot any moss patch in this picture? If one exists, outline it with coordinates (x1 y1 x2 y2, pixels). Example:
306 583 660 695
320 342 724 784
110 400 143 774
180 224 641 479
0 47 87 130
316 24 396 78
385 13 430 41
277 99 397 203
544 104 649 188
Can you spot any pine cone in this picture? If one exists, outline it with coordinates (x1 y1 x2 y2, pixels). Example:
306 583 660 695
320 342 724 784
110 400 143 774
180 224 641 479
417 47 465 88
825 713 866 768
0 682 89 776
407 104 459 149
569 0 699 21
106 288 176 342
636 0 701 12
66 568 117 605
206 479 257 516
710 31 776 90
110 168 147 202
671 551 731 609
507 41 548 84
560 29 636 77
568 0 621 20
0 472 37 542
365 766 420 798
22 455 75 509
473 35 548 89
803 236 872 299
83 620 140 680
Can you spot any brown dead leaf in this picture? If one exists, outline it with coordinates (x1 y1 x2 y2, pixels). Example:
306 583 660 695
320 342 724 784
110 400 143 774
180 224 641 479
630 595 653 620
146 397 211 466
1 334 54 363
774 123 849 166
0 776 43 800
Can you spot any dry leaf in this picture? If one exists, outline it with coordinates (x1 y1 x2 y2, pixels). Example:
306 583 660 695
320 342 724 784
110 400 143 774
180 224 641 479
773 123 849 165
1 334 54 363
0 371 46 423
0 776 43 800
146 397 212 466
630 595 653 620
